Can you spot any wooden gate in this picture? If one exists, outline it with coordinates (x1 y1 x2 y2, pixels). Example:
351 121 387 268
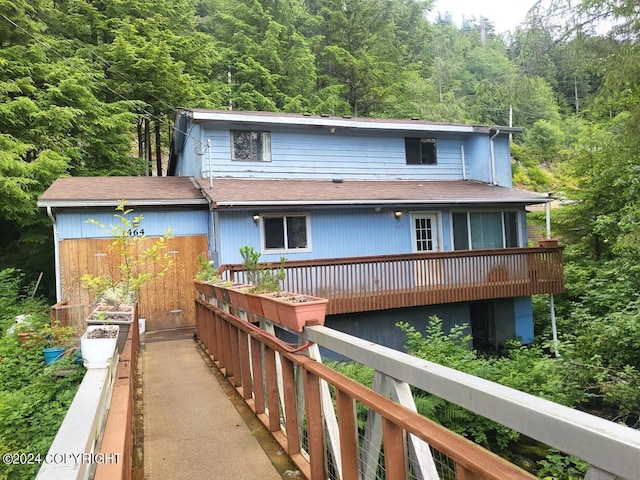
58 235 208 332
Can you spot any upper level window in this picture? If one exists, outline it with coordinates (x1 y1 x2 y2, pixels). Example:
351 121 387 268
262 214 310 252
452 211 519 250
231 130 271 162
405 137 437 165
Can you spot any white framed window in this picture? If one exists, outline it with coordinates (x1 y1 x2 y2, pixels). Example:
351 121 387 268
231 130 271 162
451 211 520 250
261 214 311 253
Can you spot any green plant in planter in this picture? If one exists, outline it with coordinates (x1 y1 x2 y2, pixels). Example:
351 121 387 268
81 202 174 308
195 254 230 285
41 321 75 348
239 246 286 293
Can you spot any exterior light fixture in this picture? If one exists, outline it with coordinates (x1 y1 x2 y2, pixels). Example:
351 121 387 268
252 213 260 224
394 210 402 220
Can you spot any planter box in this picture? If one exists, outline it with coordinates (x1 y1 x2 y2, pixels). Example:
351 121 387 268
246 292 264 317
539 239 559 248
227 285 252 312
261 292 328 332
259 292 292 324
86 305 135 353
215 285 231 304
81 325 119 369
194 281 216 299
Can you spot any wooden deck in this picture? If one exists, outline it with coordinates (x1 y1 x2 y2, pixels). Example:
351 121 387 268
219 247 564 315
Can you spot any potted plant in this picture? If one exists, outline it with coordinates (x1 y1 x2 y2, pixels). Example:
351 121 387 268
193 254 231 302
41 321 74 365
14 314 39 347
80 324 119 369
238 246 286 320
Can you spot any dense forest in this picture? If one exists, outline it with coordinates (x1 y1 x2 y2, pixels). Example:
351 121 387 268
1 0 640 476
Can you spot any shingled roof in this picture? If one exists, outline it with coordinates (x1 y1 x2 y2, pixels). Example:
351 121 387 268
37 176 208 208
38 176 548 209
194 178 549 208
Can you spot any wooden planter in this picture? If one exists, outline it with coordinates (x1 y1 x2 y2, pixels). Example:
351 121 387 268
539 239 559 248
261 292 329 332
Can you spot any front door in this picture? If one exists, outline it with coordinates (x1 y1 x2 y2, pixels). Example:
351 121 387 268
411 213 442 287
412 213 439 253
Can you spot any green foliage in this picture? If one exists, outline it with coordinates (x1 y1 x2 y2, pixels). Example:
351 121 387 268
397 317 586 458
194 254 222 282
0 268 83 480
81 203 174 306
239 246 286 293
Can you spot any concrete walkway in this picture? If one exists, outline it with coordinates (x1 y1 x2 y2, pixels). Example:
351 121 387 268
142 328 283 480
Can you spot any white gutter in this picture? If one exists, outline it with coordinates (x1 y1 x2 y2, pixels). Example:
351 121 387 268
190 111 478 133
489 129 500 185
37 199 209 208
46 207 62 302
214 198 549 207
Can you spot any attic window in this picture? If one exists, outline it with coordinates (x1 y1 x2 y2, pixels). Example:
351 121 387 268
231 130 271 162
405 137 437 165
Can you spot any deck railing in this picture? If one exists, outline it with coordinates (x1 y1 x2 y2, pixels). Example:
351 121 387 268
194 295 640 480
219 247 564 314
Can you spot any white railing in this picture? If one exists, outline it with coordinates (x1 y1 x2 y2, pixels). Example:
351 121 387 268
303 326 640 480
36 360 115 480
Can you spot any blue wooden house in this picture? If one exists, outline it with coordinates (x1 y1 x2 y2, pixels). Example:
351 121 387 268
167 110 563 349
39 110 562 348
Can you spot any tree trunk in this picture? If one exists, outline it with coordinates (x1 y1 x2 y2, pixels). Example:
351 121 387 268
155 117 162 176
144 117 151 176
137 119 144 160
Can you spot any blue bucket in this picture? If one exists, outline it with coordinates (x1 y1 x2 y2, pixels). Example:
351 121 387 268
43 347 65 365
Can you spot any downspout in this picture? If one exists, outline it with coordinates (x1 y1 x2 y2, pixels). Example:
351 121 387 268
207 138 213 190
489 129 500 185
212 210 221 267
460 144 467 180
545 194 552 239
545 192 559 356
46 207 62 302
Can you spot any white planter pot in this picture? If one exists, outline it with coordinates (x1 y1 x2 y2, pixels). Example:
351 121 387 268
80 325 119 369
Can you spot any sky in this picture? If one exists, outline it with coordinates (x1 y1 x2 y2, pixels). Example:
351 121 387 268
430 0 538 34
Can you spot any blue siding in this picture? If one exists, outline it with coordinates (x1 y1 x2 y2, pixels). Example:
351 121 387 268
514 296 534 344
216 205 529 264
57 210 208 240
216 207 468 264
467 136 491 183
494 135 512 187
175 123 203 177
198 126 472 181
217 207 417 264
